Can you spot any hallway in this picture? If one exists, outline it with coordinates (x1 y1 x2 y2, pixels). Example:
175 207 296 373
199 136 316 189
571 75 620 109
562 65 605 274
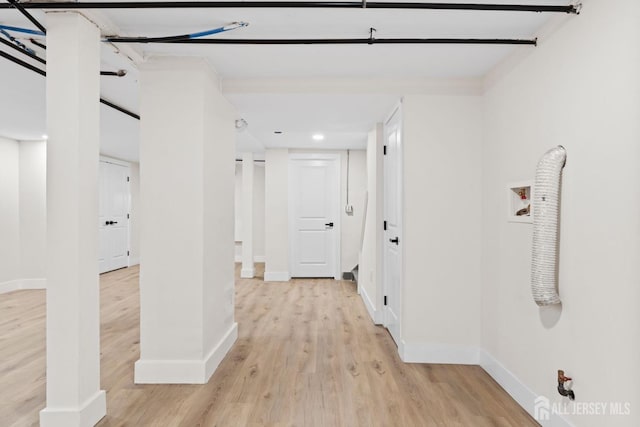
1 264 537 426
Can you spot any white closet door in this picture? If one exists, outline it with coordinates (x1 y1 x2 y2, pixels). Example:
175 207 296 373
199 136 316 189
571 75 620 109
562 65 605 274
290 156 340 278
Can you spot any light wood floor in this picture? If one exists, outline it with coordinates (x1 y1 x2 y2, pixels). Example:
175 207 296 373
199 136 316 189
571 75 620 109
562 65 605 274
0 264 538 427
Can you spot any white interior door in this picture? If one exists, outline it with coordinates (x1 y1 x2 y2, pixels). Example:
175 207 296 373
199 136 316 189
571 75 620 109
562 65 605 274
290 155 340 278
383 107 403 345
99 160 130 274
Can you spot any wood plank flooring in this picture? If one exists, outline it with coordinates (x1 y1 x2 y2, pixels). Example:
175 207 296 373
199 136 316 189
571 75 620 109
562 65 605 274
0 264 538 426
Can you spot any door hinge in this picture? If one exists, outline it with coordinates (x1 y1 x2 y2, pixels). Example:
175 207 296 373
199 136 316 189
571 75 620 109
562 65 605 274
384 296 388 306
127 251 130 256
127 213 130 219
383 220 387 231
383 145 387 155
127 176 130 182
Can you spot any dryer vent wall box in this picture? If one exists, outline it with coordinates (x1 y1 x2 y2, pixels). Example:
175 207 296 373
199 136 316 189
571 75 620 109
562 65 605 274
507 181 533 224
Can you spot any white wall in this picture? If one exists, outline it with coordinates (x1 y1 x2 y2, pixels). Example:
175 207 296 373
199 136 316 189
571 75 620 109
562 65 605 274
234 161 265 262
0 137 46 292
401 94 483 360
359 124 384 323
481 1 640 426
129 162 140 265
19 140 47 280
0 137 21 287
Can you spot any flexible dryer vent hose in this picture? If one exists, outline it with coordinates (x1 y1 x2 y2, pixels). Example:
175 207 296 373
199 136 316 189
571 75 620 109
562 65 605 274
531 145 566 306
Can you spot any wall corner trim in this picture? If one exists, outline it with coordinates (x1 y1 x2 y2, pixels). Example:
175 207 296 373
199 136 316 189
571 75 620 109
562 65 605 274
263 271 290 282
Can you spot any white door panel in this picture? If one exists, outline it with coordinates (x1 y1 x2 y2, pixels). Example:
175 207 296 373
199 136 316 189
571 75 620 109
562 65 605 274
384 107 403 346
99 161 130 274
290 156 340 278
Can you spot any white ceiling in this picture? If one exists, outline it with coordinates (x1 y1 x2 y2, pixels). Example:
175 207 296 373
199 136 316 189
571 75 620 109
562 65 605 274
0 1 572 161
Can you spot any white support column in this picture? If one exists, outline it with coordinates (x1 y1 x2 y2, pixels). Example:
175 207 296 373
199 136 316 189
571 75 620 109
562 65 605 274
40 12 106 427
135 57 237 384
241 152 255 278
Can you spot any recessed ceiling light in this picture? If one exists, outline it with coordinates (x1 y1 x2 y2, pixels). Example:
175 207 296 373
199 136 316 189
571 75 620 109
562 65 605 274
42 134 48 139
312 134 325 141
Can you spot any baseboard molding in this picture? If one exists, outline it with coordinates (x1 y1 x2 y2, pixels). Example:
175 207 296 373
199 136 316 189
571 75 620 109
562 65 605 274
40 389 106 427
360 285 382 325
479 350 574 427
135 322 238 384
399 341 480 365
204 322 238 380
0 278 46 294
264 271 290 282
240 268 255 278
235 255 265 263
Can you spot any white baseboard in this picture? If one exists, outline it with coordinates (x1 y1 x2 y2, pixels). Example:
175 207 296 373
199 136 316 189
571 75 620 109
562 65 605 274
40 389 106 427
204 322 238 380
240 268 255 278
135 323 238 384
235 255 266 263
399 341 480 365
479 350 574 427
0 278 46 294
397 343 572 425
360 285 382 325
264 271 290 282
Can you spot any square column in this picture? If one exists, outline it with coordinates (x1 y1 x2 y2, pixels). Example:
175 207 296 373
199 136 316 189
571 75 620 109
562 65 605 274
264 149 290 281
241 152 255 278
135 57 237 384
40 12 106 427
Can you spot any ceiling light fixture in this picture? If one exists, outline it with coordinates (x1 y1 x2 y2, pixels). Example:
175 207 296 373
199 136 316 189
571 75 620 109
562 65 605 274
312 133 325 141
41 134 48 139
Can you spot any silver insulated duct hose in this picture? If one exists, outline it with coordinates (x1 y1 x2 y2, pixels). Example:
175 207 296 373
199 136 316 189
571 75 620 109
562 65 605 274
531 145 567 306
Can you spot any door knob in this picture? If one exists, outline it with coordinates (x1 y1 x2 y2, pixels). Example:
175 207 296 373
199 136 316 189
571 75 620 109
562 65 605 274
325 222 334 228
105 221 112 225
389 237 399 245
112 221 118 225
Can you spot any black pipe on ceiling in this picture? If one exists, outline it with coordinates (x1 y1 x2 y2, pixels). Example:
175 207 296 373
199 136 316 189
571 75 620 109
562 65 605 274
0 35 46 64
0 48 45 76
0 1 580 14
0 49 140 120
5 0 47 34
108 36 537 46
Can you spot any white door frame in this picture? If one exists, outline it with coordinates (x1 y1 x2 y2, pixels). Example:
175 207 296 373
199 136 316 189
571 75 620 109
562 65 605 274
99 156 131 270
382 102 404 343
288 152 341 280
